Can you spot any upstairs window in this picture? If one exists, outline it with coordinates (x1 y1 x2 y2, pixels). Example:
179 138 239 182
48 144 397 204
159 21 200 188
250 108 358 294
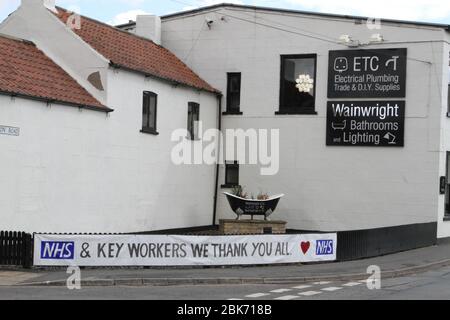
448 53 450 114
225 73 242 115
222 161 240 188
278 54 317 115
187 102 200 140
142 91 158 135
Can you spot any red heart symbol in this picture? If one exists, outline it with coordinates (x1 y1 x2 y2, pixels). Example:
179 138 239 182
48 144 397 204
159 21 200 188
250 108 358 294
301 242 311 254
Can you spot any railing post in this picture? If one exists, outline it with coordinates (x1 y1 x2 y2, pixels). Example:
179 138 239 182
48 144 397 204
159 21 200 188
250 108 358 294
22 233 32 269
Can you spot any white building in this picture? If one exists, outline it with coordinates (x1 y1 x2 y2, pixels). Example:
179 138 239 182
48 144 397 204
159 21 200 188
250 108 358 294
119 3 450 258
0 0 220 234
2 1 450 260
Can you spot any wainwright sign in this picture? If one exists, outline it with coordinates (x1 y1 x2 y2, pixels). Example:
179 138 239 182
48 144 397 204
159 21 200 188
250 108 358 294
326 101 405 147
33 234 337 267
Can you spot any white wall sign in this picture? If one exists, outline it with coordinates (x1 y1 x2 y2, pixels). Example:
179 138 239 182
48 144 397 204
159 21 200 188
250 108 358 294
0 125 20 136
33 234 337 266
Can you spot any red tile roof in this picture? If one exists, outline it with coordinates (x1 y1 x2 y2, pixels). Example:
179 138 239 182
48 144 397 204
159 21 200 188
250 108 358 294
0 34 109 111
55 7 219 94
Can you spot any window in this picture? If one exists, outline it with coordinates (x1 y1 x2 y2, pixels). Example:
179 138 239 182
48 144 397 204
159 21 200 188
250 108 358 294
142 91 158 135
187 102 200 140
447 53 450 114
278 54 317 115
222 161 239 188
225 73 242 114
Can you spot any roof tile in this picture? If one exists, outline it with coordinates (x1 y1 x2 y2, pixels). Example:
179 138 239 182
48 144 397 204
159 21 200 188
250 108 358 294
0 35 108 111
55 8 219 94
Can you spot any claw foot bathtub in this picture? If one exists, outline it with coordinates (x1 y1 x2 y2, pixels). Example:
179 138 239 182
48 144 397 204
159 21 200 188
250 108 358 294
223 192 285 221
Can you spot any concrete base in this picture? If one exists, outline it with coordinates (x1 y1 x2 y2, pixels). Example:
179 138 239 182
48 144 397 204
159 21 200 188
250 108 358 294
219 219 287 235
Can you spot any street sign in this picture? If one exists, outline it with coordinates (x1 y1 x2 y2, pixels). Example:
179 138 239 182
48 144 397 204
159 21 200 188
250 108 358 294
326 101 405 147
328 48 407 98
0 125 20 136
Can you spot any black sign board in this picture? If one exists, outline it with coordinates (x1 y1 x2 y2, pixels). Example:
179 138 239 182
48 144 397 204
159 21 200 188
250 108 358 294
327 101 405 147
328 48 407 98
440 177 447 195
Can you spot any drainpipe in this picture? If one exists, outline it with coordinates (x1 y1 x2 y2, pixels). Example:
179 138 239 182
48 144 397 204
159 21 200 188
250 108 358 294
212 93 223 226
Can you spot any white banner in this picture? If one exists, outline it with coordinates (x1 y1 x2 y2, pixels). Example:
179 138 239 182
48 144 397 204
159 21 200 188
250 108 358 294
33 234 337 267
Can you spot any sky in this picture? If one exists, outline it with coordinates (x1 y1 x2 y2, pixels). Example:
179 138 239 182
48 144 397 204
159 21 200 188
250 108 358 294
0 0 450 26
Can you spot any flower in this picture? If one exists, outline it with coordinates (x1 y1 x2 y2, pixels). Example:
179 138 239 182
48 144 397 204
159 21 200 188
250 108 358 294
295 74 314 93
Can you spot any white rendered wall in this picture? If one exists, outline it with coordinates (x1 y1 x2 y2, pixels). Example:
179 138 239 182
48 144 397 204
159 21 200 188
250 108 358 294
162 7 447 232
438 37 450 238
0 70 218 233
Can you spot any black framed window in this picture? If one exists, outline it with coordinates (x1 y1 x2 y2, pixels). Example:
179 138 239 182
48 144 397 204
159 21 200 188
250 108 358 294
277 54 317 115
141 91 158 135
447 53 450 114
225 73 242 115
187 102 200 140
222 161 239 188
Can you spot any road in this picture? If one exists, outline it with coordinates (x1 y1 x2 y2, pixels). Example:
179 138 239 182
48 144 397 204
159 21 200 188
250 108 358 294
1 265 450 300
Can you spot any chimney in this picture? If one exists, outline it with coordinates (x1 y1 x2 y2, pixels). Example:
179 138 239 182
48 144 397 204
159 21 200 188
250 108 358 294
135 15 161 45
21 0 57 12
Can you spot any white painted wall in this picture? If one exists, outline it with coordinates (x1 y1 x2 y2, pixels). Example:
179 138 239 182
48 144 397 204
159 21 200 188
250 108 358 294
0 70 218 233
0 1 220 233
438 36 450 238
161 7 448 233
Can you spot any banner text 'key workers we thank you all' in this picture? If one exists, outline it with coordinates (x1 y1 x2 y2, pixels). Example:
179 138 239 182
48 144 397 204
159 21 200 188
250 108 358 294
33 234 337 266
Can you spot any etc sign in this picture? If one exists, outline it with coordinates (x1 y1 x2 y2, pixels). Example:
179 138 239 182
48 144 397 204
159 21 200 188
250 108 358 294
328 48 407 98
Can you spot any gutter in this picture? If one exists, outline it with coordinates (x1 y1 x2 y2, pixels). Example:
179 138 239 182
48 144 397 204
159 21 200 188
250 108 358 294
0 90 114 113
109 61 221 96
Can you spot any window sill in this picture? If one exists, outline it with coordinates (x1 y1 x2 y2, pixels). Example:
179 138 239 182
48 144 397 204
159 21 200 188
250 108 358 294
140 128 159 135
186 137 201 141
223 111 243 116
221 184 240 189
276 110 318 115
444 215 450 222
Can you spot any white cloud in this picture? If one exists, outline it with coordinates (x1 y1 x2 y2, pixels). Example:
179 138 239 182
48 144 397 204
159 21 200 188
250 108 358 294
109 9 151 25
287 0 450 22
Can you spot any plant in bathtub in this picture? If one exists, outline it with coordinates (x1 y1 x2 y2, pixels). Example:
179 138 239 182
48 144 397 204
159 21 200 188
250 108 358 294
231 186 249 199
224 187 284 221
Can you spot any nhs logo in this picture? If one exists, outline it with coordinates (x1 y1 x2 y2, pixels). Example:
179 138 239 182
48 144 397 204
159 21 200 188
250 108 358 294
41 241 75 260
316 240 334 256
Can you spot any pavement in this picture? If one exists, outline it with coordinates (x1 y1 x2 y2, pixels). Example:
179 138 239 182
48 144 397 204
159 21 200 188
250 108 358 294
3 267 450 299
1 242 450 287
